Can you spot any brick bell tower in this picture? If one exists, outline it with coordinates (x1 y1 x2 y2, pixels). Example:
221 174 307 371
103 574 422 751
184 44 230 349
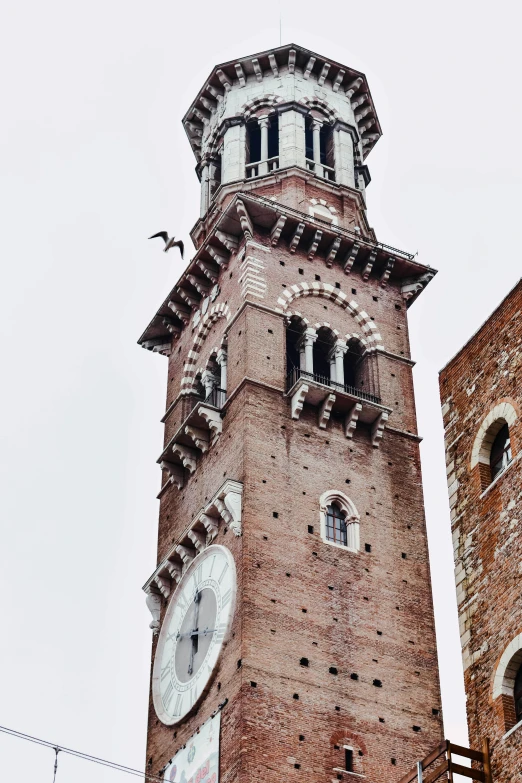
139 44 443 783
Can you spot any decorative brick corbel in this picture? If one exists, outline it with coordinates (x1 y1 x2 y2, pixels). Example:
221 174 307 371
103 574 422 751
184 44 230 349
291 383 308 420
345 402 362 438
188 529 207 551
185 425 210 453
215 230 239 253
168 300 191 325
270 215 287 246
371 411 389 447
171 443 198 474
236 199 254 239
145 589 162 635
289 223 305 253
343 241 360 273
175 544 196 566
200 513 219 537
212 480 243 536
160 460 184 490
318 394 336 429
199 406 223 442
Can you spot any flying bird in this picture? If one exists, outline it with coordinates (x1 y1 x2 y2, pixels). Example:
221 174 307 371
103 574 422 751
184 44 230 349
149 232 184 258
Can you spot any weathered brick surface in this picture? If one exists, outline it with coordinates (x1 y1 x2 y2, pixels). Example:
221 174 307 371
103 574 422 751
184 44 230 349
439 279 522 780
143 212 444 783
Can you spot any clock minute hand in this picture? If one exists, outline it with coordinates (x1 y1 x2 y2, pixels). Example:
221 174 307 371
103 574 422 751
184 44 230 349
187 589 200 676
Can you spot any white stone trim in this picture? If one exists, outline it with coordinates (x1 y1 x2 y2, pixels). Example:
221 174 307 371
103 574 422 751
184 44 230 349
181 303 231 393
319 490 360 553
470 402 517 468
493 633 522 699
280 283 384 352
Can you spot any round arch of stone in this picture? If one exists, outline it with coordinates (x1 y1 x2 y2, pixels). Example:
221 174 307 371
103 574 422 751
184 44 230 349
470 400 518 469
242 94 284 122
492 633 522 700
180 303 231 394
277 283 384 352
302 96 339 125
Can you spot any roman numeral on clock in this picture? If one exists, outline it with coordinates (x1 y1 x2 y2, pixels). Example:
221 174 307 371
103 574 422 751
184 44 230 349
214 622 227 642
160 664 171 682
218 562 229 585
173 693 183 716
162 681 174 711
190 685 198 705
221 588 232 608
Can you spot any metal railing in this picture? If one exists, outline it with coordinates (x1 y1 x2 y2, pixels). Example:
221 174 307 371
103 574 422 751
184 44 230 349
286 367 381 405
396 739 492 783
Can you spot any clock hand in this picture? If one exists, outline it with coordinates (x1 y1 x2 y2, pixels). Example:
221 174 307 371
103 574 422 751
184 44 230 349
187 589 201 676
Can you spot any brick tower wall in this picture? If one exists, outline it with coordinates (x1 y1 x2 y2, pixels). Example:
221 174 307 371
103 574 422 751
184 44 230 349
439 279 522 782
144 217 443 783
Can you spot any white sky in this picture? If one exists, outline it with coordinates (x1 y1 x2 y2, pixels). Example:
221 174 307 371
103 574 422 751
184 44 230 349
1 1 520 781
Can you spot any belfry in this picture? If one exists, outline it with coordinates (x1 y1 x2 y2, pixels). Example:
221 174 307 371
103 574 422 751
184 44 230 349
139 44 444 783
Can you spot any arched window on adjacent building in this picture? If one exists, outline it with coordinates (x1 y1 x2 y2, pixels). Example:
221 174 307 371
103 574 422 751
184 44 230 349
319 491 360 552
515 663 522 723
490 423 512 481
492 633 522 731
471 403 517 489
246 114 279 178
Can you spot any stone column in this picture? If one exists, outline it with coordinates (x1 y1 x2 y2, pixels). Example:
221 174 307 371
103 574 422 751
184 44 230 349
259 116 269 175
199 163 209 218
334 341 348 387
201 370 219 399
222 123 246 183
278 108 306 169
216 348 227 392
333 124 355 187
298 328 317 375
312 119 323 178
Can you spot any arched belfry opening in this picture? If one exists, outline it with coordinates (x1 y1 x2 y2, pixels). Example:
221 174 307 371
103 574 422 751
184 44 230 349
344 339 364 390
246 113 279 178
490 422 512 481
305 115 335 180
313 327 337 383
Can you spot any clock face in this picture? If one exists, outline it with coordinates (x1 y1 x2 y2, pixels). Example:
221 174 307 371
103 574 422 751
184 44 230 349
152 545 236 725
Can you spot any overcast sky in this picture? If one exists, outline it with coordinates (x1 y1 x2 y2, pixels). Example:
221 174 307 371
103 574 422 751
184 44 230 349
1 1 520 781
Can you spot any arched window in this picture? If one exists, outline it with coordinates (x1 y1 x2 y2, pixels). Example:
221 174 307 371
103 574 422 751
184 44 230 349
326 503 347 546
471 403 517 489
490 423 512 480
515 664 522 723
319 491 360 552
305 116 335 181
313 327 336 384
246 115 279 178
344 339 364 390
492 633 522 731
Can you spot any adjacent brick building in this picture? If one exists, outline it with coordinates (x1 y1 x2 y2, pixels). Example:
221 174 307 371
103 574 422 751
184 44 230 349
440 279 522 781
139 44 443 783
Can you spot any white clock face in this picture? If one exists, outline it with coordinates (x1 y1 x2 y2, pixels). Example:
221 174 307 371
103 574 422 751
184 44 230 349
152 545 236 725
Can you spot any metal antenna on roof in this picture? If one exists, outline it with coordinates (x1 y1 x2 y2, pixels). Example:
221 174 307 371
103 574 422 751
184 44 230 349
279 0 282 45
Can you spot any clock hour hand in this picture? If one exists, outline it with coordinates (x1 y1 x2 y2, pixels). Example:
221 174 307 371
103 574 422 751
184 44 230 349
187 589 201 676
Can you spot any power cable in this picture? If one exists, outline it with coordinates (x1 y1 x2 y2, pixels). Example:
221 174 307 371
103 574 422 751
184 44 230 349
0 724 165 783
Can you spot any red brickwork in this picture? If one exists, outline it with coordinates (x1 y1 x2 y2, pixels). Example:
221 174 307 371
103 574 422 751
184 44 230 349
142 184 444 783
439 280 522 781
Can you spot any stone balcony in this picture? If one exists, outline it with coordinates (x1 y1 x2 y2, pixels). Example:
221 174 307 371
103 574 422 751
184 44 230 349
286 368 391 446
158 388 226 494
